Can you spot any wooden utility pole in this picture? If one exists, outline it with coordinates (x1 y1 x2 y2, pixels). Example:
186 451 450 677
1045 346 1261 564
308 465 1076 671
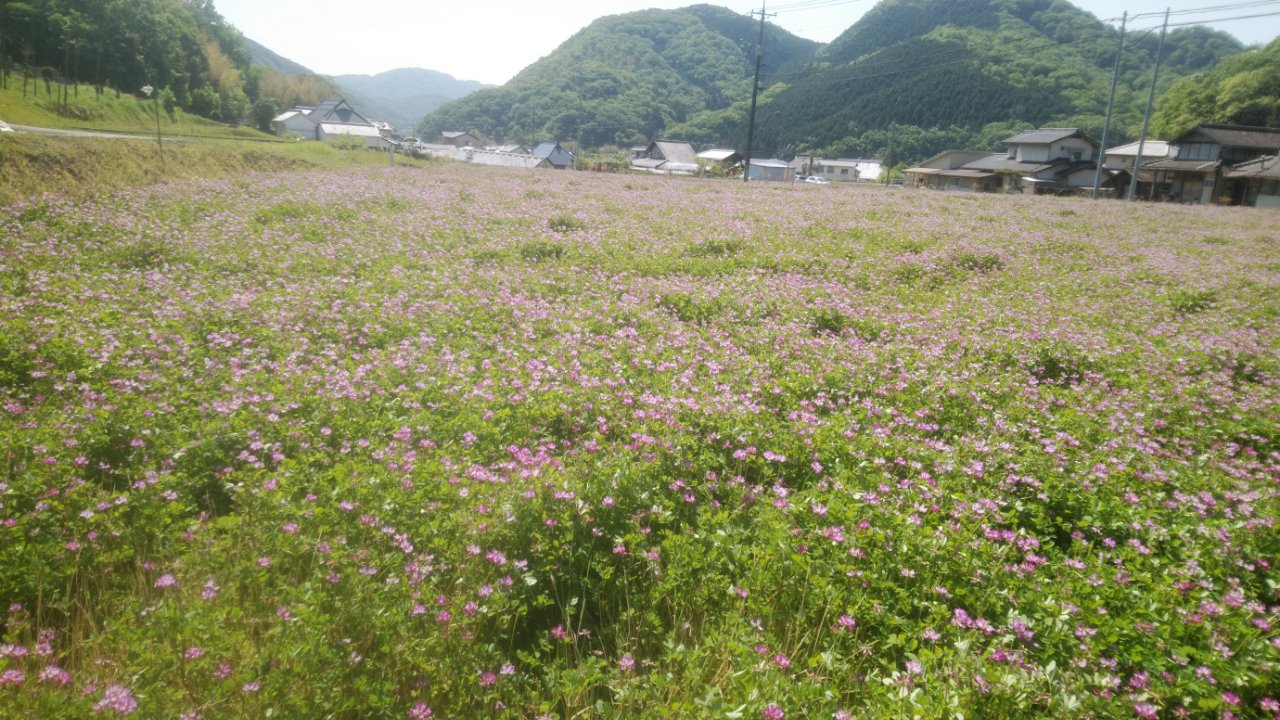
1091 11 1126 200
742 2 774 183
1128 8 1169 201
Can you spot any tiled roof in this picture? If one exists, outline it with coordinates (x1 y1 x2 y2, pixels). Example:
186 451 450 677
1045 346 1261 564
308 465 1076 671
915 150 992 170
962 155 1065 173
1003 128 1091 145
935 168 997 179
651 140 697 165
1186 124 1280 150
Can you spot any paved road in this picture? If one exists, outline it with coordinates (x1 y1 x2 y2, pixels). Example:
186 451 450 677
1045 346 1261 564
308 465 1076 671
9 124 145 140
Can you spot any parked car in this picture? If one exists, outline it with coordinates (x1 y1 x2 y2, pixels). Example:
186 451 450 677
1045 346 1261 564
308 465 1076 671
805 176 830 184
794 175 808 182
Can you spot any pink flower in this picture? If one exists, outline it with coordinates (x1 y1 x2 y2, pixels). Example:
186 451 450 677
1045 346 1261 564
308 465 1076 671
38 665 71 685
0 669 25 686
1134 702 1158 719
408 703 433 719
93 684 138 715
763 704 784 720
772 653 790 670
619 654 636 673
154 574 177 589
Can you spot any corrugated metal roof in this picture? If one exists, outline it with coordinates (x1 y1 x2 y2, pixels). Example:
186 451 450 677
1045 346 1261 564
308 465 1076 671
1105 140 1174 158
749 159 790 168
1187 124 1280 150
319 123 383 138
1003 128 1088 145
1223 155 1280 179
272 110 303 123
697 149 739 161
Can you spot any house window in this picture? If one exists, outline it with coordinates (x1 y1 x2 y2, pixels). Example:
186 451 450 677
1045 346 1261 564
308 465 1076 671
840 169 849 176
1180 143 1216 161
1070 150 1082 161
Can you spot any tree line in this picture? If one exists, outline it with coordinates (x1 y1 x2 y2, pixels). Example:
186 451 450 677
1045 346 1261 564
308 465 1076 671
0 0 337 130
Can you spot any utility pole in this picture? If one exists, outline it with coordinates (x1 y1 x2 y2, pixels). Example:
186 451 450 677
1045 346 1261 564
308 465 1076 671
1091 11 1126 200
742 1 774 183
1128 8 1169 201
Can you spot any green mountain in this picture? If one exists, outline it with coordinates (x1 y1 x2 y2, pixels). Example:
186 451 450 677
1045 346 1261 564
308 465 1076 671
333 68 488 134
0 0 255 122
1152 37 1280 137
243 36 314 77
748 0 1244 160
420 0 1246 162
417 4 820 148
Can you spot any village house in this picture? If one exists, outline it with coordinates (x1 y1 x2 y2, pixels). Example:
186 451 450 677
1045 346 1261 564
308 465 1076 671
902 150 994 190
631 140 699 174
532 142 575 169
746 159 793 182
1144 124 1280 206
1101 140 1177 199
904 129 1100 194
439 131 480 148
271 98 398 150
696 148 742 173
791 156 883 183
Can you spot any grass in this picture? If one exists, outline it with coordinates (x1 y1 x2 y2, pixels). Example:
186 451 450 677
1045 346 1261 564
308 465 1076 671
0 72 441 205
0 164 1278 719
0 74 268 140
0 133 435 207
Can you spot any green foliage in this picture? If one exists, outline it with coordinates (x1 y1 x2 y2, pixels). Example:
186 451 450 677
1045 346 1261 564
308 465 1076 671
418 5 818 148
417 0 1245 162
1152 37 1280 137
548 214 586 233
520 239 566 261
0 0 257 123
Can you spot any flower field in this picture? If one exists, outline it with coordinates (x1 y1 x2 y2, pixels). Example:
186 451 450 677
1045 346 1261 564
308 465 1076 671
1 166 1278 719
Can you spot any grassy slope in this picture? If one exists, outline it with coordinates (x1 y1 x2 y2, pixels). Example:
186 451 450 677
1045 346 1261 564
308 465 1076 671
0 76 435 207
0 133 435 207
0 77 268 139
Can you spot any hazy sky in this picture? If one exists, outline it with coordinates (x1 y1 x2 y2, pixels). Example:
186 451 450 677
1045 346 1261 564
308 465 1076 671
213 0 1280 85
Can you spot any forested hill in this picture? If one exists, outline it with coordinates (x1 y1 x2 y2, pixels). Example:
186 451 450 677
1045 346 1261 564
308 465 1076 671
747 0 1244 161
419 0 1245 163
0 0 341 130
416 4 820 148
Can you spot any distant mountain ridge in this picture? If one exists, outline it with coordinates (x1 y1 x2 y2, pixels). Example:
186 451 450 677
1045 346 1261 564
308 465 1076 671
333 69 489 133
242 38 486 132
418 4 821 147
243 36 315 77
419 0 1245 162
